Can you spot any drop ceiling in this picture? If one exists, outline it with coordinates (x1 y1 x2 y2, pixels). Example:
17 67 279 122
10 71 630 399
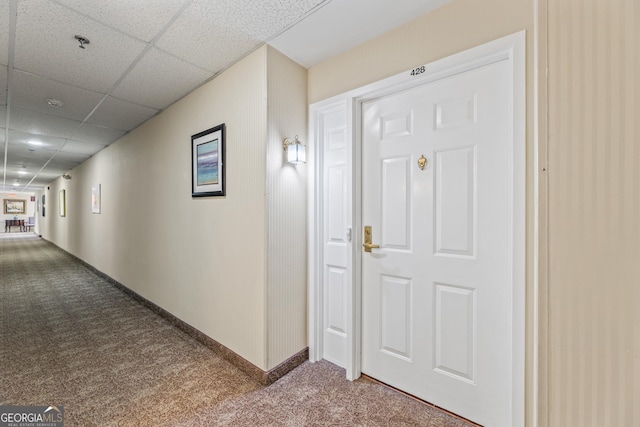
1 0 448 192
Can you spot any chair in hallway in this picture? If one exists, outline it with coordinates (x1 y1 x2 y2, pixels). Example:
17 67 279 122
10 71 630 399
25 217 35 232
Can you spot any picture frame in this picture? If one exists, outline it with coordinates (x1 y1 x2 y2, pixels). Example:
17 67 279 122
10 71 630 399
92 184 101 214
3 199 26 214
42 194 45 217
192 123 225 197
59 190 66 217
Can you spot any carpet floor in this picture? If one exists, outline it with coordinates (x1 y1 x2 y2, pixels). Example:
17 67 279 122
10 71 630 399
0 236 475 426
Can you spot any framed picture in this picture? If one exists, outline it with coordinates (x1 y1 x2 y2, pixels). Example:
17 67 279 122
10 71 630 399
41 194 45 217
59 190 66 217
192 123 225 197
92 184 101 214
3 199 26 214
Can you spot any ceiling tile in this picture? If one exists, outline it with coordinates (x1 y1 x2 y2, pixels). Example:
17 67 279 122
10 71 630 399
230 0 327 40
33 171 63 180
50 150 91 164
0 1 8 66
9 108 79 139
269 0 450 68
60 139 106 156
157 0 326 73
11 70 105 122
111 47 212 109
14 0 147 92
28 173 62 188
86 96 159 131
6 140 59 165
8 150 89 181
156 0 266 72
55 0 187 42
5 168 43 184
71 123 126 146
8 129 68 151
46 156 89 174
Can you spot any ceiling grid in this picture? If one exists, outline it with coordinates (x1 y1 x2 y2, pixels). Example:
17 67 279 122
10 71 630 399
0 0 448 191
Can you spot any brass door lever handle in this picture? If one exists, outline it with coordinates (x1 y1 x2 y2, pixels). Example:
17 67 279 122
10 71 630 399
363 226 380 252
362 242 380 252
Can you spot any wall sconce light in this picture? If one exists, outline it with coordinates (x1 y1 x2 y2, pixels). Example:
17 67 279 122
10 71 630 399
283 135 306 164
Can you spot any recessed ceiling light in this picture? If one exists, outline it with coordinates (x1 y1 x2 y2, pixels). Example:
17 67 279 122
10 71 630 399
46 98 65 108
18 170 28 175
28 140 44 146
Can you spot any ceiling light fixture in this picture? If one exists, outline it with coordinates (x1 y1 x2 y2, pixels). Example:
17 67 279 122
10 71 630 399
28 140 44 146
18 170 27 175
74 35 90 49
46 98 64 108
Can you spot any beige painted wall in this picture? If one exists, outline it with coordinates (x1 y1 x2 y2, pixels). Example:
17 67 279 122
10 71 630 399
547 0 640 425
40 46 308 371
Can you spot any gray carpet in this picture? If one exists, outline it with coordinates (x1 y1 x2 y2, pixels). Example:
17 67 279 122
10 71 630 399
0 236 475 426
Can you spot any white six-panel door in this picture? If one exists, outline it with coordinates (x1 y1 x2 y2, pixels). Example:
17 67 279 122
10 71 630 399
361 59 512 426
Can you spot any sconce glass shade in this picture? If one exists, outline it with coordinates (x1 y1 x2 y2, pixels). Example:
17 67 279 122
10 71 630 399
287 143 306 164
283 136 306 164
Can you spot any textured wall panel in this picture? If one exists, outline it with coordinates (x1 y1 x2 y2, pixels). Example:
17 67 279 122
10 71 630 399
548 0 640 425
266 46 309 370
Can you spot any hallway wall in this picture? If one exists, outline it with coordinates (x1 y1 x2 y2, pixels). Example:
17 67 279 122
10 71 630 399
39 45 308 371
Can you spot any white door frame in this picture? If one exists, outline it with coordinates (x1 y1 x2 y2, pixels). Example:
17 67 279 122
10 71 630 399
309 31 526 425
